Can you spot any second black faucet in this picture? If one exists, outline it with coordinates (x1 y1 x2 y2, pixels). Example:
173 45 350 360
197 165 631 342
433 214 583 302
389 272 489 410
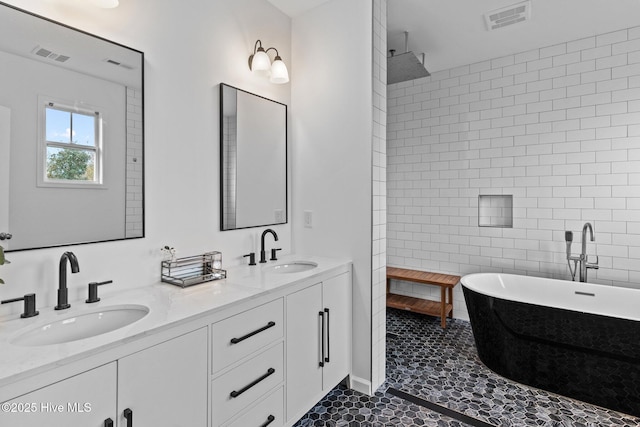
259 229 278 263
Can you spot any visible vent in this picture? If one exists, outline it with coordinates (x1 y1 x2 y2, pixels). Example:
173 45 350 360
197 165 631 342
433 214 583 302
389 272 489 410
104 58 135 70
484 1 531 31
34 47 52 57
31 45 70 62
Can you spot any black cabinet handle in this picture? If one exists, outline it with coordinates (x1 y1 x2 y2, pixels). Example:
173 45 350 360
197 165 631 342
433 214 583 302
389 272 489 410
319 311 325 367
324 308 330 363
229 368 275 398
260 414 276 427
124 408 133 426
104 418 114 427
230 321 276 344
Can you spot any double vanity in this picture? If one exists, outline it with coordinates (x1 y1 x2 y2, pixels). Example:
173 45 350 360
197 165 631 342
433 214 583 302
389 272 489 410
0 255 352 427
0 3 344 426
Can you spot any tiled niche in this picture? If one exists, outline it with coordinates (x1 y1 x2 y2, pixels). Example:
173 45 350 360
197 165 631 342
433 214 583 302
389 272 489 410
478 195 513 227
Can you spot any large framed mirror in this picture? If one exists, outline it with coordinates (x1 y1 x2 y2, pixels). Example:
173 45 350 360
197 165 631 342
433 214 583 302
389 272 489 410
0 2 144 251
220 84 287 231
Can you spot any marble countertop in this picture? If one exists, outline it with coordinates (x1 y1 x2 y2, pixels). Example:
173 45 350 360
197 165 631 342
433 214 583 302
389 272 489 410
0 254 350 389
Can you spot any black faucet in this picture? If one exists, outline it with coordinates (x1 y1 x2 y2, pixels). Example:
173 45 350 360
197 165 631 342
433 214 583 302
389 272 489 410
259 229 278 263
55 251 80 310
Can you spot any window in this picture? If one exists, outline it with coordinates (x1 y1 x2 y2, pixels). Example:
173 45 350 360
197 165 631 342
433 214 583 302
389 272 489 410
40 101 102 186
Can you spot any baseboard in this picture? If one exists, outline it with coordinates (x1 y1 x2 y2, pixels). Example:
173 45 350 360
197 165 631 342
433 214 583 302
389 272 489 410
349 375 372 395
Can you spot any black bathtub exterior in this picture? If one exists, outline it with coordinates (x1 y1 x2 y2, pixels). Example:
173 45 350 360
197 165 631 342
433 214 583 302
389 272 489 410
463 285 640 417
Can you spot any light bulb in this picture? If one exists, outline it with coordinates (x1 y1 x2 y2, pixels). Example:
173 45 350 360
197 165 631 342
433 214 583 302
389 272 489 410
251 49 271 76
269 56 289 84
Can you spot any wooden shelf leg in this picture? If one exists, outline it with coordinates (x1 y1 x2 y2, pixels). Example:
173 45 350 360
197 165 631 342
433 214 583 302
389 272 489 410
448 287 453 319
440 287 446 329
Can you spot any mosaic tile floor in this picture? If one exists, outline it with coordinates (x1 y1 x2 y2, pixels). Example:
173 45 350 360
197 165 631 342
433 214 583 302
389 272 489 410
293 309 640 427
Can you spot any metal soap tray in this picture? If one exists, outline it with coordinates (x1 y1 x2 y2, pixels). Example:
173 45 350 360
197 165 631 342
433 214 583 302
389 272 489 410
161 252 226 288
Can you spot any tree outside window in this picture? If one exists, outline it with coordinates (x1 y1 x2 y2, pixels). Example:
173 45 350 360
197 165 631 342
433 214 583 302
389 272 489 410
44 103 100 183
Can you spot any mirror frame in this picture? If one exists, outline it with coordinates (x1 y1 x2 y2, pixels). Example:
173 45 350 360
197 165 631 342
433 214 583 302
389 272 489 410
0 1 145 252
219 83 287 231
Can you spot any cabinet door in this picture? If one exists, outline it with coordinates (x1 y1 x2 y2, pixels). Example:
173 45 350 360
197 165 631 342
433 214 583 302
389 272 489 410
321 272 351 390
118 327 208 427
0 362 116 427
286 283 323 421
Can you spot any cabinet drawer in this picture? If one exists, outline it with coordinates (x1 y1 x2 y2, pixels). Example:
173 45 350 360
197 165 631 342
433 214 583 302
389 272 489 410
212 298 283 373
212 342 283 426
224 386 283 427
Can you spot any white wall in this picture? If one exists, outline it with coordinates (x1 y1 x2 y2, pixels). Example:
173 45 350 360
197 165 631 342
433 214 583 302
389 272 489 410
1 51 127 249
388 27 640 321
370 0 387 392
291 0 375 392
236 91 286 227
0 0 291 315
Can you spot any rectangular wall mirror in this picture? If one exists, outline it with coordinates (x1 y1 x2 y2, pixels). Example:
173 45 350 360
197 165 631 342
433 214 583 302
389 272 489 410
0 2 144 251
220 84 287 231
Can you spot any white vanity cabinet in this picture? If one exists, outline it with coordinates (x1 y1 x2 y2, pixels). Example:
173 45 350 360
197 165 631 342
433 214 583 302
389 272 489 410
211 299 285 427
0 258 352 427
0 362 117 427
0 327 208 427
118 327 208 426
285 272 351 423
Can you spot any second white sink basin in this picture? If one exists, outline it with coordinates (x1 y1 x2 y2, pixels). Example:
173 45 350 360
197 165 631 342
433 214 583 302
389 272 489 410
11 304 149 347
266 261 318 274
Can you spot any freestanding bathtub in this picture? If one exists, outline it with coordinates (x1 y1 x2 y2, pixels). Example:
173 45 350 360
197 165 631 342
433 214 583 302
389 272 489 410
462 273 640 417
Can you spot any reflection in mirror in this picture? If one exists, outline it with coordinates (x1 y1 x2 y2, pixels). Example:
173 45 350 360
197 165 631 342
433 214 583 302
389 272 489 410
220 84 287 231
0 2 144 251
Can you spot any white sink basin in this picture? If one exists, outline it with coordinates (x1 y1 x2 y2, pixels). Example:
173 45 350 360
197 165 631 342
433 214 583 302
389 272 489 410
11 305 149 347
265 261 318 274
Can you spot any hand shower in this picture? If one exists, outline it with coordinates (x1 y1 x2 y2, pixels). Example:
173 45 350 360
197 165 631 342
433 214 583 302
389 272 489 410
565 231 573 257
565 230 578 281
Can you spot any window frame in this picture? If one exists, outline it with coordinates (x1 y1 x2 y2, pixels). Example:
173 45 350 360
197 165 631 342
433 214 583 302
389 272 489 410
37 96 106 189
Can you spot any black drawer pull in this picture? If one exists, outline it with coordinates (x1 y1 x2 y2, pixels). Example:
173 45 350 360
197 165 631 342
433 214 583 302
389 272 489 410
104 418 114 427
124 408 133 426
230 321 276 344
319 311 325 367
260 414 276 427
230 368 275 398
324 308 330 363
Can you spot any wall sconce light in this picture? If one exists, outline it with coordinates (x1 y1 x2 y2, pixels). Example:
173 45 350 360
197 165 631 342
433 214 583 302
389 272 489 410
248 40 289 84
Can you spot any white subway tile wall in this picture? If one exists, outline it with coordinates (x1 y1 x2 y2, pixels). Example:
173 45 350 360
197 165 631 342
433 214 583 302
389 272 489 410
371 0 387 391
126 87 144 238
222 116 237 229
387 27 640 321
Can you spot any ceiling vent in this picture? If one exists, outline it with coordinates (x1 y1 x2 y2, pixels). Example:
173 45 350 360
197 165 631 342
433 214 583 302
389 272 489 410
484 1 531 31
31 45 70 63
104 58 135 70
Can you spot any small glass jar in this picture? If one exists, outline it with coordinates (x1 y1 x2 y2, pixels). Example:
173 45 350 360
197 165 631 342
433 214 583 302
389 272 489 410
211 251 222 270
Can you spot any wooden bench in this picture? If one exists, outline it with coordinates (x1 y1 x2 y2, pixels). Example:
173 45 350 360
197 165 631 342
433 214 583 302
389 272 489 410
386 267 460 328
